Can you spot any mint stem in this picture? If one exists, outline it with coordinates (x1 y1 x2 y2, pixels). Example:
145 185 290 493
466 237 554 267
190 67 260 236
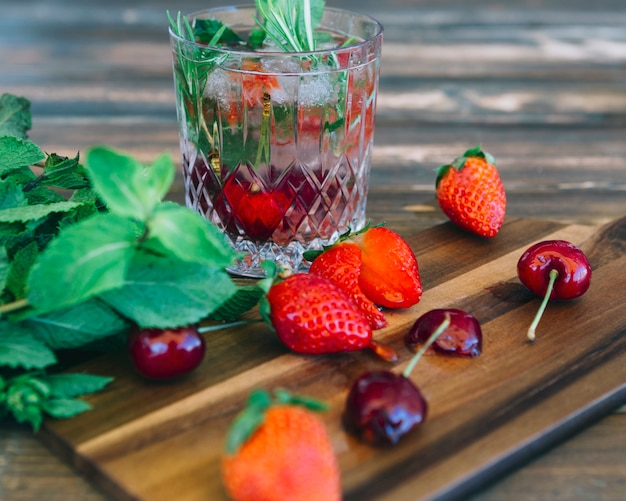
0 298 31 317
254 92 272 169
198 319 261 333
527 269 559 342
403 313 451 378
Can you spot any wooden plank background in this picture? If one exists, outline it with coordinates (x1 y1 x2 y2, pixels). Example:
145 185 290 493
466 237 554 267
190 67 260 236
1 0 626 500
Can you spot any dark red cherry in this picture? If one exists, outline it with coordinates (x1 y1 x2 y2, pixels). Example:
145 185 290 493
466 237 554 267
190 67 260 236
343 314 451 446
517 240 591 300
128 325 206 379
405 308 482 357
517 240 592 341
343 371 427 446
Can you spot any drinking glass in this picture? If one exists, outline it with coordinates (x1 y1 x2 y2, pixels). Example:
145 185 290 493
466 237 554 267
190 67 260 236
170 5 383 277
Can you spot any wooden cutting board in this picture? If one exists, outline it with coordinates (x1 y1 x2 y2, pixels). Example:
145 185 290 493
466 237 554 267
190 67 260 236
39 216 626 501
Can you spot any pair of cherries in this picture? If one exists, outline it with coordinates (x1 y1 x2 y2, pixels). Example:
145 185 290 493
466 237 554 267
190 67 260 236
344 239 592 446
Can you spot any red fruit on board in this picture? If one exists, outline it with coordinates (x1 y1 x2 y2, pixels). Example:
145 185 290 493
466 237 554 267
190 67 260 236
517 239 592 341
355 226 422 309
343 370 427 446
343 313 452 446
436 145 506 238
222 389 341 501
406 308 482 358
128 325 206 379
309 242 388 329
263 273 396 361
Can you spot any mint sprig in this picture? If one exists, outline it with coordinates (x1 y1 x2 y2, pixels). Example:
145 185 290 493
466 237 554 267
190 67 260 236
0 371 113 431
0 94 269 430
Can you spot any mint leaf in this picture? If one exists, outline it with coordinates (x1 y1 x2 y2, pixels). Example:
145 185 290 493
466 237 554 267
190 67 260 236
5 240 38 299
194 18 243 44
84 146 174 220
0 137 45 176
0 200 83 224
147 202 236 268
100 250 237 328
37 153 90 191
21 298 129 350
0 246 9 293
0 326 57 369
27 212 139 313
45 373 113 398
209 284 265 321
0 371 112 430
0 94 31 139
41 398 92 419
0 173 28 210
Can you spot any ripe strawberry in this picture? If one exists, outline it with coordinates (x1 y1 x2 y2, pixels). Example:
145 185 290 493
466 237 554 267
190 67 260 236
263 273 373 355
354 226 422 309
309 242 388 330
261 272 397 360
222 389 341 501
223 178 294 241
436 145 506 238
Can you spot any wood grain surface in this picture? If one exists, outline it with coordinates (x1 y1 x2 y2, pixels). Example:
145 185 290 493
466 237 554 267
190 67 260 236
2 0 626 500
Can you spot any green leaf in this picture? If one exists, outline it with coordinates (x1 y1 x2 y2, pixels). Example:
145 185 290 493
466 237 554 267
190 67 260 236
225 389 272 455
194 19 243 45
84 147 174 220
0 173 28 210
0 136 45 176
38 153 90 190
0 246 9 293
0 326 57 369
248 27 267 49
0 94 32 139
41 398 92 419
100 250 237 328
44 373 113 398
462 144 496 166
21 298 129 350
5 241 38 299
147 202 236 268
0 200 83 224
27 212 139 313
208 284 265 321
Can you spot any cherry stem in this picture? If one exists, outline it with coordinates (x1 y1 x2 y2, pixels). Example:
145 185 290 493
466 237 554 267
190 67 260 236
403 313 451 378
527 268 559 342
198 319 261 333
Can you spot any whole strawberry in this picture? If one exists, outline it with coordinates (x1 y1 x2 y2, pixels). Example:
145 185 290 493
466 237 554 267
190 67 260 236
221 389 341 501
436 145 506 238
309 241 388 329
262 273 396 360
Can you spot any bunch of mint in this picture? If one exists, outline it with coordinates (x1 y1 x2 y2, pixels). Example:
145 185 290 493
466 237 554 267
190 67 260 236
0 93 263 430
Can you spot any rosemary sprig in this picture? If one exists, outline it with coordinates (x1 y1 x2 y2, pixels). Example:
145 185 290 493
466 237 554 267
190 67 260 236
168 11 228 156
253 0 326 53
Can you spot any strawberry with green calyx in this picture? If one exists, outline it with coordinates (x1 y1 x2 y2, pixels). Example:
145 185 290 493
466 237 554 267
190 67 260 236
221 388 341 501
307 224 422 310
260 272 397 361
436 145 506 238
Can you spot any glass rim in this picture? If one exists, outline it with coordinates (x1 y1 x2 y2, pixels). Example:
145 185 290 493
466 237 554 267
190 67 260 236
168 5 384 57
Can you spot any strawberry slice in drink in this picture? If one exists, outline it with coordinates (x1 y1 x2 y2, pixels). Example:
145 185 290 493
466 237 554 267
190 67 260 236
222 177 295 241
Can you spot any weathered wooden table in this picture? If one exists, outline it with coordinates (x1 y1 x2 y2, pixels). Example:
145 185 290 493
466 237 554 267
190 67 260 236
2 0 626 500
